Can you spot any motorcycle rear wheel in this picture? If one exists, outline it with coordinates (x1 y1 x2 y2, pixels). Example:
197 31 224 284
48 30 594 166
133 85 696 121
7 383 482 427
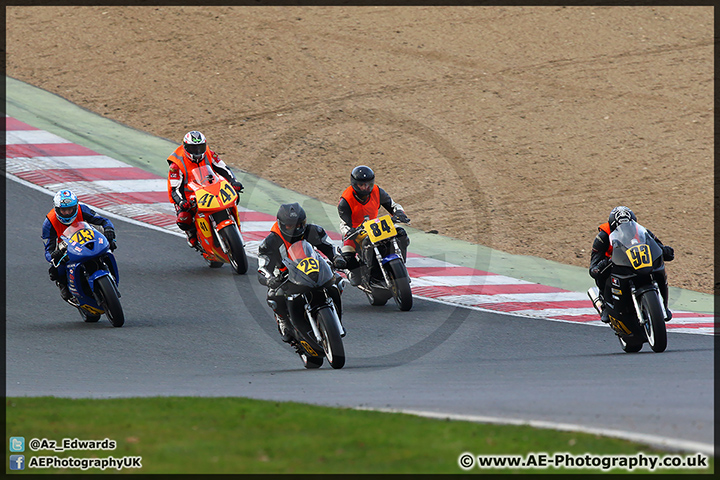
95 276 124 327
366 287 391 306
640 290 667 353
78 308 101 323
316 307 345 369
204 256 224 268
618 335 643 353
219 225 248 275
300 354 323 369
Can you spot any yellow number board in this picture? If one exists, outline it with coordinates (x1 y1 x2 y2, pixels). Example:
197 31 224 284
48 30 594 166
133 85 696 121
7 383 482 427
297 258 320 275
625 244 652 270
70 229 96 245
195 181 237 210
362 215 397 244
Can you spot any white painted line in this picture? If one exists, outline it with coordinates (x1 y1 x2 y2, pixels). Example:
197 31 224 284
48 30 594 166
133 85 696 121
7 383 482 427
410 275 535 287
5 130 72 144
45 179 168 195
357 407 715 456
405 256 458 268
103 203 177 218
6 155 130 172
238 221 276 233
512 307 598 317
436 292 589 305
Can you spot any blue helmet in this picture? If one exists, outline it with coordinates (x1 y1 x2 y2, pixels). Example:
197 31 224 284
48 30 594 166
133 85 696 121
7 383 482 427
53 189 79 225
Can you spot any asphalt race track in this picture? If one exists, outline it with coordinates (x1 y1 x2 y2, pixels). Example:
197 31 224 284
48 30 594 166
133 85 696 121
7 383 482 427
6 179 714 450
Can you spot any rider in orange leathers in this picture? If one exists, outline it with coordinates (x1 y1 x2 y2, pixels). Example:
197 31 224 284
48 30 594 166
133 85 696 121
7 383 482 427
167 131 244 248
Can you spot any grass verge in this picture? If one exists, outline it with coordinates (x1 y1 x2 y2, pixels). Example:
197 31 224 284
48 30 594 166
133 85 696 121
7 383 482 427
5 396 713 474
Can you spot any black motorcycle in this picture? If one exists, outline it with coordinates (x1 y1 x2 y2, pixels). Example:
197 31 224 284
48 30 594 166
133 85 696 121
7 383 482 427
344 214 412 311
588 220 669 353
274 240 346 369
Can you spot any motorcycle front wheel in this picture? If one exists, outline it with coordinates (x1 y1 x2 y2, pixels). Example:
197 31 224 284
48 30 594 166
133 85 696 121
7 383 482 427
95 276 124 327
387 260 413 311
316 307 345 369
219 225 248 275
640 290 667 353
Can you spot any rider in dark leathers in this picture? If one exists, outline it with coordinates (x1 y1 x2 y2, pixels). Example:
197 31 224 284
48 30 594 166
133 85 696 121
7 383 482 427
257 203 346 343
589 206 675 323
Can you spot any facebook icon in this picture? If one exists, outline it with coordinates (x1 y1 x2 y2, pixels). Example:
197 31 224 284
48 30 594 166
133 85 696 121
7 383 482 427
10 454 25 470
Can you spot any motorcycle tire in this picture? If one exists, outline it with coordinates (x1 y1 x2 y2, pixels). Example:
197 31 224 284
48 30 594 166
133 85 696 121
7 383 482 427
618 335 643 353
95 275 124 327
366 287 391 306
204 256 224 268
387 260 413 311
640 290 667 353
219 225 248 275
78 308 101 323
316 307 345 369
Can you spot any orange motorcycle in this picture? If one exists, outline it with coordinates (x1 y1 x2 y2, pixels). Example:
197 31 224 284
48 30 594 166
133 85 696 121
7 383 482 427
185 164 248 274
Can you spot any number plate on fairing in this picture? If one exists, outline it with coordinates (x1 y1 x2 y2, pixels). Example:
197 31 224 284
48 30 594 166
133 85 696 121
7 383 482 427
362 215 397 243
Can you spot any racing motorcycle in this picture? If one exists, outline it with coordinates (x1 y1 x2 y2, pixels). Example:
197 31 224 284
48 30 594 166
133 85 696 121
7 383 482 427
185 163 248 274
345 214 412 311
587 220 669 353
272 240 346 369
54 221 124 327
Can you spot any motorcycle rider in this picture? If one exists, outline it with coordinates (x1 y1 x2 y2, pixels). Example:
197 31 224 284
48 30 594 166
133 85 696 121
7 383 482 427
258 203 347 343
589 206 675 323
167 131 244 248
338 165 410 285
42 189 116 303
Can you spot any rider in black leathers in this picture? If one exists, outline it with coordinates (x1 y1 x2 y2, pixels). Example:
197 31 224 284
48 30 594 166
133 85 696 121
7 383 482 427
589 206 675 323
257 203 347 343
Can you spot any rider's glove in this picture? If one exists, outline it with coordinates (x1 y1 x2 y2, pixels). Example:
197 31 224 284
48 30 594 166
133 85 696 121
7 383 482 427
48 264 59 281
104 228 118 251
230 180 244 193
590 258 610 279
179 200 192 211
394 210 410 223
51 249 67 265
267 275 284 289
662 245 674 261
333 254 348 270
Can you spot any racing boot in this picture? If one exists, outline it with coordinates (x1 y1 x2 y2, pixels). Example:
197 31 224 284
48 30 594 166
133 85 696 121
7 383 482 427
347 269 361 287
275 313 292 343
600 307 610 324
56 280 73 302
186 229 199 249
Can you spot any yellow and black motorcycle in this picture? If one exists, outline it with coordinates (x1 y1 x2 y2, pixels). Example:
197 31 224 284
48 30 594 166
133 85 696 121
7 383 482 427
345 214 412 311
588 220 669 353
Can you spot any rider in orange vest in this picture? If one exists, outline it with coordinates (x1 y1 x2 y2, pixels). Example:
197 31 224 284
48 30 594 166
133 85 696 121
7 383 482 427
42 189 116 303
257 203 346 343
589 206 675 323
337 165 410 285
167 131 244 248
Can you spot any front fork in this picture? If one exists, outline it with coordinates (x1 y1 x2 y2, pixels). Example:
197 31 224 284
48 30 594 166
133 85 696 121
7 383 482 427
304 296 346 343
630 281 665 325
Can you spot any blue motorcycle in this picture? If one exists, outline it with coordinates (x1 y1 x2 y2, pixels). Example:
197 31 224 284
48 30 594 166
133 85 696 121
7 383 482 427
54 221 124 327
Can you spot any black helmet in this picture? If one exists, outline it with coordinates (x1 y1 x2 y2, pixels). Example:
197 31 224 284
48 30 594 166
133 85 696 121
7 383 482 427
276 202 307 242
351 165 375 200
183 131 207 162
608 206 637 231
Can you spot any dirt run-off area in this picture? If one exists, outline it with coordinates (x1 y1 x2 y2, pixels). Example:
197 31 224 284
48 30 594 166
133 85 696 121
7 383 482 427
6 5 714 294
